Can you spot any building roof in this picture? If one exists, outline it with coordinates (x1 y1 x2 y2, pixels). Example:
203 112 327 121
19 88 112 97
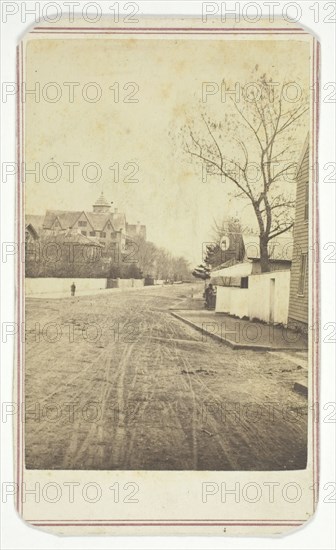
43 228 103 247
29 188 143 242
211 261 253 279
43 210 83 230
210 257 237 272
94 192 110 208
25 215 45 230
43 208 127 233
85 212 114 232
242 234 293 261
126 223 147 240
112 213 127 231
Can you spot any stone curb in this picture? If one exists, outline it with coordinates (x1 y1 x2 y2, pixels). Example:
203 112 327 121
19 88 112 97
170 311 308 352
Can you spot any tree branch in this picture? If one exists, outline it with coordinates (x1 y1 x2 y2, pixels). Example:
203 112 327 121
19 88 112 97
269 223 294 239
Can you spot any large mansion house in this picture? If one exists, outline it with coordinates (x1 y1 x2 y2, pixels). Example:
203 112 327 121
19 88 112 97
26 192 147 252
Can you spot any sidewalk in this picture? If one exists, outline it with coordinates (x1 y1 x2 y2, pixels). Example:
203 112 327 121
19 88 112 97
170 309 308 352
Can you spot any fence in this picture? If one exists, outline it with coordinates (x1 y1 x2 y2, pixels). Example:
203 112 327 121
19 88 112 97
215 270 290 325
107 278 144 289
25 277 107 295
26 277 145 295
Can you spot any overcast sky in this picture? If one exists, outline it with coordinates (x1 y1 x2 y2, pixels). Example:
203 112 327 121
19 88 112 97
25 35 310 264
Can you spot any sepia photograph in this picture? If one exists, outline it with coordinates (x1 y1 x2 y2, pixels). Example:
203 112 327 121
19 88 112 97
21 22 313 478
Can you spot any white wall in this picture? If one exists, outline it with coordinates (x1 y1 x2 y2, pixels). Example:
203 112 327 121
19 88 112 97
215 271 290 324
116 278 144 289
216 286 231 313
216 287 248 318
26 277 146 295
25 277 107 295
248 271 290 325
230 288 249 318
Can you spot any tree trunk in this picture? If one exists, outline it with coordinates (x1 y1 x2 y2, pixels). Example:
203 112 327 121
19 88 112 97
259 236 270 273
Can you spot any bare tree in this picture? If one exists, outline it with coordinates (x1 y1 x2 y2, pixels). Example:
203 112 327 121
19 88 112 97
129 237 190 281
184 72 308 272
171 256 191 281
133 238 157 277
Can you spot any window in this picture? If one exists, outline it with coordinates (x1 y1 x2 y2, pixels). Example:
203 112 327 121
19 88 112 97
241 277 248 289
304 182 309 221
101 231 106 238
90 231 96 237
81 231 87 236
298 253 307 296
78 220 87 227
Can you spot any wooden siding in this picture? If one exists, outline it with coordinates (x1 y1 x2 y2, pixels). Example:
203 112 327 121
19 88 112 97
288 145 309 325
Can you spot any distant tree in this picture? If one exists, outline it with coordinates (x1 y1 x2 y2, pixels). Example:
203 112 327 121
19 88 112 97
130 238 157 277
123 237 190 282
192 264 210 281
172 256 191 281
124 263 143 279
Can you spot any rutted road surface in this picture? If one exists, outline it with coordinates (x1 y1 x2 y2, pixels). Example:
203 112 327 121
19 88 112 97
25 284 308 470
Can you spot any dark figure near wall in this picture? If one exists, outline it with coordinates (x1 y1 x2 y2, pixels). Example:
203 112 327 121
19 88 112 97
204 283 215 310
71 282 76 297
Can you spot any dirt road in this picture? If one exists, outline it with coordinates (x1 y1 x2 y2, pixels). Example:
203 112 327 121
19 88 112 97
25 284 308 470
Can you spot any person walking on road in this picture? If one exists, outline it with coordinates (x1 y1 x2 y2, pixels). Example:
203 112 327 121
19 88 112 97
71 282 76 297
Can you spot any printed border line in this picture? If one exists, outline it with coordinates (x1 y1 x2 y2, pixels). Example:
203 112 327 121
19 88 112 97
311 37 315 510
312 37 321 511
17 27 319 529
20 38 25 519
32 26 307 31
31 31 308 35
311 36 320 512
315 39 321 504
29 521 304 527
20 39 25 519
31 31 306 36
25 518 307 525
16 44 21 516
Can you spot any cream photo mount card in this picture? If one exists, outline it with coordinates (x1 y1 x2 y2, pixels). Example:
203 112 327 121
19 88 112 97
15 16 319 535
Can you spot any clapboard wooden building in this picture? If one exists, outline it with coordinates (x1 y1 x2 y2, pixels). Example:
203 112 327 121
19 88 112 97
288 136 309 331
